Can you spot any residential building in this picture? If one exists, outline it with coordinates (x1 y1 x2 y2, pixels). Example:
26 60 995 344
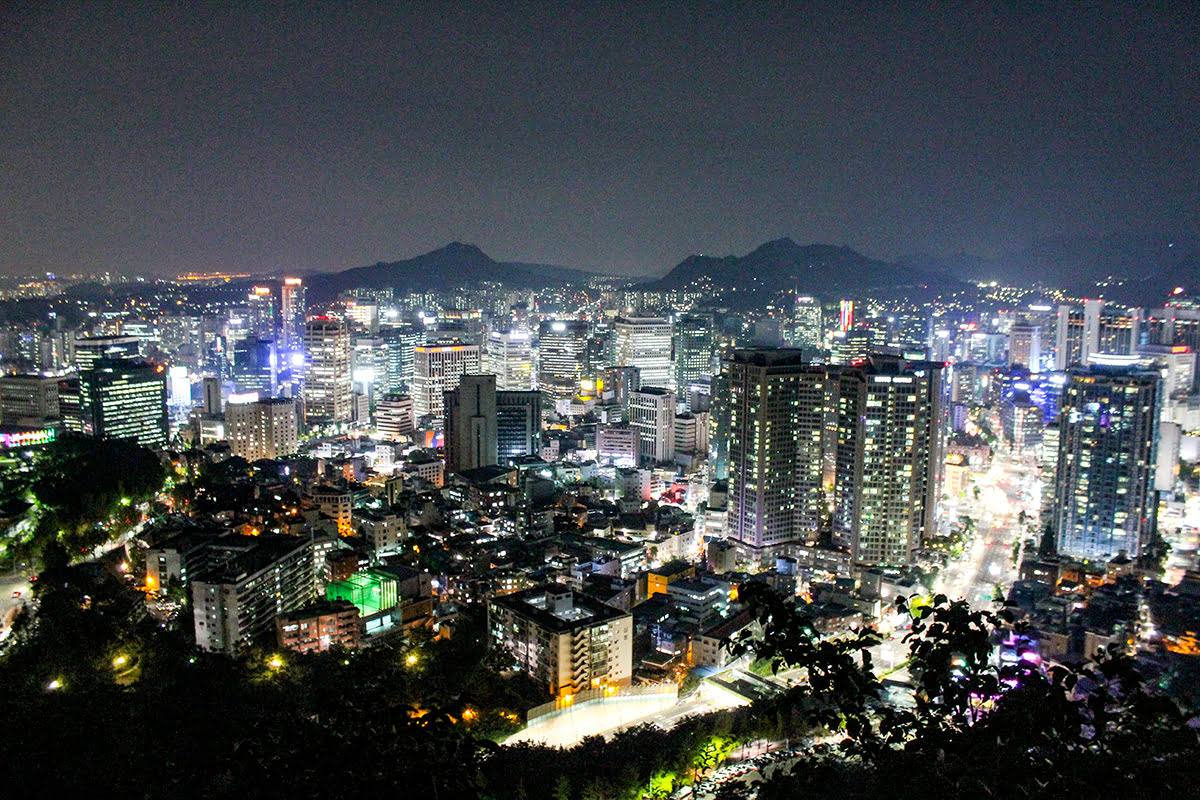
225 397 299 461
276 599 361 653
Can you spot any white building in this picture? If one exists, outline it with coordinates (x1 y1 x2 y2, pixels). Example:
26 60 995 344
225 397 299 462
488 585 633 697
628 387 676 465
487 330 534 391
614 316 672 389
303 318 352 423
412 341 481 419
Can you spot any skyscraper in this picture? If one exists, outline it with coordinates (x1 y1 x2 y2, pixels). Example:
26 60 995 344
487 330 534 391
73 335 140 373
723 349 829 560
280 278 306 351
225 397 299 461
790 296 823 352
231 335 277 396
628 387 676 465
412 341 481 419
673 313 713 402
537 319 589 403
382 324 423 393
80 358 169 448
614 316 672 388
302 318 352 423
444 374 497 474
496 390 542 463
835 356 944 568
1053 365 1159 560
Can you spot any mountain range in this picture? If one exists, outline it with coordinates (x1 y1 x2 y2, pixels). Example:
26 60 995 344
305 232 1200 308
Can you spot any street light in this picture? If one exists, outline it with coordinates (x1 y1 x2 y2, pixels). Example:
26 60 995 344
268 655 284 670
113 655 128 668
405 653 418 667
47 679 62 690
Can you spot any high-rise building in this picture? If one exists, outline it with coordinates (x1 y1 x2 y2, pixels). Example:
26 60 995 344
723 349 829 559
496 390 541 464
225 397 299 461
80 358 169 448
246 286 277 338
280 278 306 351
1053 365 1159 560
192 535 315 655
487 330 534 391
673 314 713 401
628 387 676 465
376 393 415 441
302 318 352 423
351 336 390 401
614 316 672 389
790 296 823 352
835 356 944 568
0 375 60 426
382 324 423 393
537 319 589 403
1008 323 1041 370
444 374 498 474
232 335 277 396
412 341 481 420
73 335 140 372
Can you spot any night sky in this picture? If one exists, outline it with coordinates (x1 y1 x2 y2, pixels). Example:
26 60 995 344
2 3 1197 278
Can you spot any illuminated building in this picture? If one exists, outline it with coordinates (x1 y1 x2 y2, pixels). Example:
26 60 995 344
1008 323 1041 370
231 335 277 395
496 390 541 463
279 277 306 350
724 349 829 561
309 484 353 536
80 358 168 448
412 341 481 420
73 334 139 372
835 355 944 568
225 396 299 461
351 336 390 400
839 299 854 331
613 316 672 388
302 318 352 423
192 535 315 655
487 330 534 390
628 387 675 464
0 375 60 426
325 565 433 637
790 296 824 352
382 324 422 392
376 393 415 441
444 374 498 474
276 599 360 653
673 313 713 401
1053 365 1159 560
488 585 632 697
246 285 277 338
537 319 589 403
596 423 639 467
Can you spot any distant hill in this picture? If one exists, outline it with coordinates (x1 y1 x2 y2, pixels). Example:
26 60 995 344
306 242 599 303
647 238 957 307
900 233 1200 306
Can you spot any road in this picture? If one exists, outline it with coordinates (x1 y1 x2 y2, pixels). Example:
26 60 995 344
937 450 1040 608
0 570 32 641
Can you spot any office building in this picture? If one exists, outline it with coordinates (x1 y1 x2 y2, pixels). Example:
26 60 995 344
444 374 498 474
537 319 589 403
376 393 415 441
614 316 672 388
1053 366 1159 560
192 535 315 655
280 277 306 350
383 324 423 393
73 334 139 372
628 387 676 464
225 397 299 462
673 314 714 401
596 423 640 467
232 335 277 396
412 341 481 420
488 585 633 697
835 356 944 568
496 390 542 463
487 330 534 391
302 318 352 423
80 358 168 448
790 296 824 352
0 375 60 426
1008 323 1041 370
724 349 829 559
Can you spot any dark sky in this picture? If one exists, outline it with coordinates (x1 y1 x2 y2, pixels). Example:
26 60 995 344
2 3 1197 278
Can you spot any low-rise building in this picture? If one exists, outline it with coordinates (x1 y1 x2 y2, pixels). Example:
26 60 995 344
276 599 361 653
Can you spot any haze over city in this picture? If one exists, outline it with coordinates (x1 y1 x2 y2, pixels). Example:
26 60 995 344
2 3 1198 278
